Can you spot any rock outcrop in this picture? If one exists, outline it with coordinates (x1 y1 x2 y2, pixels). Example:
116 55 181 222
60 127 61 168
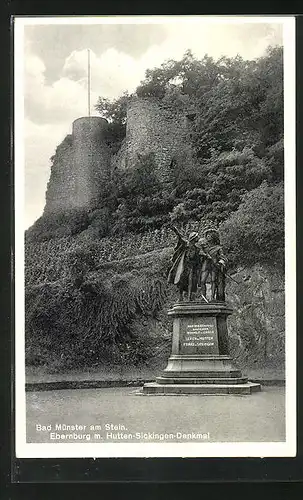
226 264 285 371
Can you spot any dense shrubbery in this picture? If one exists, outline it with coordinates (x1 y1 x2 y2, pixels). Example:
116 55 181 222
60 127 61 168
221 181 284 268
26 247 171 370
26 209 90 241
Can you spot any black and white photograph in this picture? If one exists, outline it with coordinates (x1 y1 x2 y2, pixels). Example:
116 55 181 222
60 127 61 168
14 16 296 458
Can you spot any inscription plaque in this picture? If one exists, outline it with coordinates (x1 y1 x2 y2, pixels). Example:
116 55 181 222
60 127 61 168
180 316 219 355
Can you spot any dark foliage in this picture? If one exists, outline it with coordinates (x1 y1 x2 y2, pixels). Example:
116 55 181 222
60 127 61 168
26 247 170 370
221 181 284 269
26 209 90 241
95 92 129 153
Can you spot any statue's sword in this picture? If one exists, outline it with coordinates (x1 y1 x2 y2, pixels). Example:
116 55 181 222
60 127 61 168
201 293 209 304
205 253 241 285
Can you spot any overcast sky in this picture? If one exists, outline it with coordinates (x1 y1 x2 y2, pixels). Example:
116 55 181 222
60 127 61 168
21 18 283 229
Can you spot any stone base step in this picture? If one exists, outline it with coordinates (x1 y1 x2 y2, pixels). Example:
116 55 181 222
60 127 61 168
142 382 261 395
161 370 243 378
156 376 248 385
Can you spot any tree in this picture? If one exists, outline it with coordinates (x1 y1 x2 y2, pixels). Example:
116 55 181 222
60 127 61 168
95 92 130 152
95 91 130 124
88 46 283 235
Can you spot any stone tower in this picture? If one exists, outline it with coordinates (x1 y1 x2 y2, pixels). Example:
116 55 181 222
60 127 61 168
44 98 195 216
44 116 111 214
113 97 195 180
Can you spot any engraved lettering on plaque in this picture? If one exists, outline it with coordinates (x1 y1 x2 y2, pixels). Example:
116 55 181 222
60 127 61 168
180 317 219 354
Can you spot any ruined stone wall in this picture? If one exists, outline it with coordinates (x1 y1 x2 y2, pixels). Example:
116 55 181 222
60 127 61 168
44 134 75 214
114 97 195 180
111 137 127 171
44 99 195 215
44 117 111 214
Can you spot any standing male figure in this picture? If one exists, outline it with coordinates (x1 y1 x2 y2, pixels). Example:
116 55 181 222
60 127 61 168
167 225 201 302
199 228 227 302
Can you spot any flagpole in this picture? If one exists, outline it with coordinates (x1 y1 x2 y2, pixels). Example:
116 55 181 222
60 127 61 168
87 48 91 117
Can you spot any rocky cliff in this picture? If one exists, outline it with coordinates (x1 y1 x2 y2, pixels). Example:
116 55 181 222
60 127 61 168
226 264 285 372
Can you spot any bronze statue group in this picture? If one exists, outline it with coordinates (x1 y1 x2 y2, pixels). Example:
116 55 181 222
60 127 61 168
167 226 227 303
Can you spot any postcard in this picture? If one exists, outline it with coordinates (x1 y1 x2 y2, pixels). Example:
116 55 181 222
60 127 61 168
14 15 296 458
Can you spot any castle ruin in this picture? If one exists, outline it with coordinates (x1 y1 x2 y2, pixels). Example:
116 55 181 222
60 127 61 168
44 97 195 214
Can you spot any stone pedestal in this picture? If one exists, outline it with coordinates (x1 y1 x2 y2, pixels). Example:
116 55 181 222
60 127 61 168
143 301 261 395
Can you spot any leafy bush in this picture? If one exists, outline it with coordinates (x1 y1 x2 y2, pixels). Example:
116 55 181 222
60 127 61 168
220 181 284 268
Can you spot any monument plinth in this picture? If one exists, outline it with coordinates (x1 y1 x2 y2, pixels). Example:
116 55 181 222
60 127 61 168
143 301 261 395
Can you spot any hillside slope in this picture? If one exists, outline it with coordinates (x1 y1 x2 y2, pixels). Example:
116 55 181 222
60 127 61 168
25 229 284 375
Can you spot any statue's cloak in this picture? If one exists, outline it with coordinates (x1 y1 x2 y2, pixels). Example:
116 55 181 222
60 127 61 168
167 236 187 285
